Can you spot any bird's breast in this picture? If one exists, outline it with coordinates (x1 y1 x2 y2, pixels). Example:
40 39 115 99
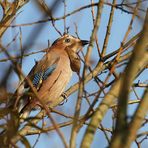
37 54 72 105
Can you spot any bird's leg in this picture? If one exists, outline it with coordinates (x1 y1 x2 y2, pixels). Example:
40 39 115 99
59 92 68 105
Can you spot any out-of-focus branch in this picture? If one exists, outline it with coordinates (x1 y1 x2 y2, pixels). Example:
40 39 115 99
110 9 148 148
111 0 140 131
80 8 148 148
80 74 122 148
125 88 148 147
80 50 147 148
0 0 29 37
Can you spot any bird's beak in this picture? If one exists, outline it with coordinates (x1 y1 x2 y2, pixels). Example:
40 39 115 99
81 40 89 46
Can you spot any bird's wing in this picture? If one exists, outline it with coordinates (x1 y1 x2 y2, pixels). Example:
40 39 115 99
32 63 57 90
24 53 60 91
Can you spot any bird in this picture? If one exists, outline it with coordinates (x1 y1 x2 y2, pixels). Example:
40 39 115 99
11 34 89 116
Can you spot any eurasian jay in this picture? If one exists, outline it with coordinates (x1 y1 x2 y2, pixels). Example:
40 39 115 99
13 34 89 115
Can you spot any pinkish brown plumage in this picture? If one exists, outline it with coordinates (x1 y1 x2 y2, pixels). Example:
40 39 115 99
13 34 89 116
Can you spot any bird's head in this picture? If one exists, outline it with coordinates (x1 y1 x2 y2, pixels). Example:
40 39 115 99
52 34 89 53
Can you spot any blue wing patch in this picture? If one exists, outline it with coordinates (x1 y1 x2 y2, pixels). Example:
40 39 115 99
43 64 57 80
32 64 57 90
32 71 44 88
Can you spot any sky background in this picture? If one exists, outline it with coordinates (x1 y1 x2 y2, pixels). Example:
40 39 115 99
0 0 148 147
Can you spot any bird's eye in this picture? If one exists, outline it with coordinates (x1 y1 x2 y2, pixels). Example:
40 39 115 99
65 38 71 43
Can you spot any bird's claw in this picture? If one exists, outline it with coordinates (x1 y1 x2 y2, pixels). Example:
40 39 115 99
59 92 68 105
